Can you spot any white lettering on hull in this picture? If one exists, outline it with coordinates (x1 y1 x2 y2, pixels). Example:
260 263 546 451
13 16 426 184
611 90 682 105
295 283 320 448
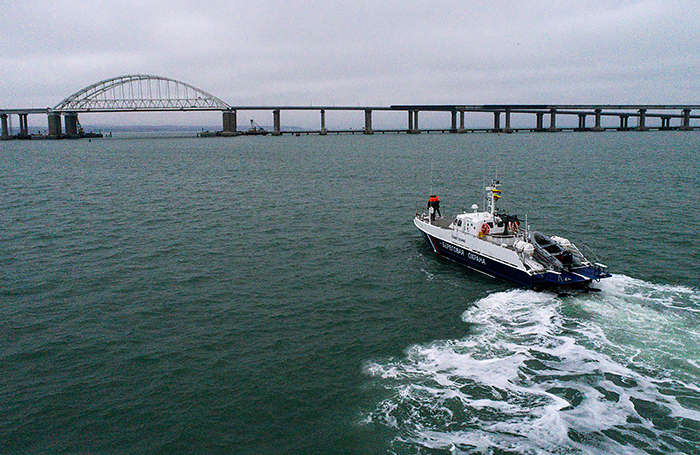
440 241 464 256
468 252 487 265
440 241 487 265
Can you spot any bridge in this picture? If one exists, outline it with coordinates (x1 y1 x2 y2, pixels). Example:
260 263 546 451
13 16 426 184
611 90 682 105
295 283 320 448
1 75 231 139
2 74 700 139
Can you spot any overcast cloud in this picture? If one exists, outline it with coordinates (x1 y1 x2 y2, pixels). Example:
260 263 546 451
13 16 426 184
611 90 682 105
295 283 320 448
2 0 699 123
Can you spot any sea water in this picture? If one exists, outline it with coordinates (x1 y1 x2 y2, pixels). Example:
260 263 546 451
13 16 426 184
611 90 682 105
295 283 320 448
1 131 699 454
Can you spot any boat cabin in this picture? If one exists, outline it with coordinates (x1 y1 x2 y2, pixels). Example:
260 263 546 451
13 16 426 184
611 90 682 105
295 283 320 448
449 209 520 245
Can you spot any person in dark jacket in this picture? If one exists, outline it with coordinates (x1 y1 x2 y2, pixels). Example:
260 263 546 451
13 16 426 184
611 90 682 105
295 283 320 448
428 195 441 222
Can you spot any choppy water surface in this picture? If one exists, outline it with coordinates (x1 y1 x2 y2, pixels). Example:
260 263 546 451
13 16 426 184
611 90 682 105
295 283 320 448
1 132 699 454
364 277 700 454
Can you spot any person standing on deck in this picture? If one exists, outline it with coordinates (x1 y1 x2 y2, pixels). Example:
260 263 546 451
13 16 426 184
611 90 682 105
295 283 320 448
428 195 441 222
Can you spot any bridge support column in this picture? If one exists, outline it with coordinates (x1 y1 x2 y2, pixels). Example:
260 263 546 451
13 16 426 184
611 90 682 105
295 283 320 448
593 109 603 131
64 112 79 137
459 110 465 132
535 112 544 131
403 110 423 133
48 112 62 138
320 109 327 135
493 112 500 132
364 109 373 134
1 114 9 139
576 114 587 131
681 109 691 130
450 110 457 133
17 113 30 137
548 109 559 132
660 116 671 130
222 109 237 133
504 108 512 133
272 109 281 136
618 115 630 131
635 109 648 131
407 110 419 133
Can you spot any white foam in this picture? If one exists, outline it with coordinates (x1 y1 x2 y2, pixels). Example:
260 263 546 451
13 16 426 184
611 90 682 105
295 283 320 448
364 276 700 454
577 274 700 381
598 274 700 313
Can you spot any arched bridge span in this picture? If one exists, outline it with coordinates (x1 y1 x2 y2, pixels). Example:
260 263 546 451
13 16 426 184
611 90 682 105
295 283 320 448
54 74 230 112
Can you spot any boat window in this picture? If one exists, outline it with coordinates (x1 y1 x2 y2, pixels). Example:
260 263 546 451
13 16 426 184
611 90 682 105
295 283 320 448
457 219 462 227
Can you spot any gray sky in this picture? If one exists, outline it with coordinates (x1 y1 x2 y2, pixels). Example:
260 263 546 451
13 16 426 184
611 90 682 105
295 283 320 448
2 0 699 125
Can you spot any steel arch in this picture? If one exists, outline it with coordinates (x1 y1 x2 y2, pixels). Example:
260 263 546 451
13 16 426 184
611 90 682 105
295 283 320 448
53 74 230 112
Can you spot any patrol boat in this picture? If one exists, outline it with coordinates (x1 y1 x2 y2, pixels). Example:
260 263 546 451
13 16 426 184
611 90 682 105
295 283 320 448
414 181 611 291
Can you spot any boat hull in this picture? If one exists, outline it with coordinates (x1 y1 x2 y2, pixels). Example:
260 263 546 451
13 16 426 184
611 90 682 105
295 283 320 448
418 226 602 291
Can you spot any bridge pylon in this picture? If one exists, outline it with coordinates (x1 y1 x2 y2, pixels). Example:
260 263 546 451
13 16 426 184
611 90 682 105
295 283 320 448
223 109 237 133
47 111 62 138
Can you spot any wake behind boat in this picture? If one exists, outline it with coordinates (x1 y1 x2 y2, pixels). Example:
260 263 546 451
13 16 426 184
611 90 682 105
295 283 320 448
415 181 611 291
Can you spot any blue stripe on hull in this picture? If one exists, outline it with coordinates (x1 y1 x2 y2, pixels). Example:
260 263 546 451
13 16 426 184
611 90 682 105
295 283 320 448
422 233 593 290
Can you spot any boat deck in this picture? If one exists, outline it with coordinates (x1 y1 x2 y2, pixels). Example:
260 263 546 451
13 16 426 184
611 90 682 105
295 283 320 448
426 216 454 229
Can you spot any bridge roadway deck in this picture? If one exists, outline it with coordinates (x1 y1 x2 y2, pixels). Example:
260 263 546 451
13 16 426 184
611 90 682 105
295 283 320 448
4 104 700 115
257 125 695 136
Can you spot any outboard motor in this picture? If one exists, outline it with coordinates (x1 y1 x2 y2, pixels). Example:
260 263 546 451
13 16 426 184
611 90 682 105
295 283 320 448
560 250 574 266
